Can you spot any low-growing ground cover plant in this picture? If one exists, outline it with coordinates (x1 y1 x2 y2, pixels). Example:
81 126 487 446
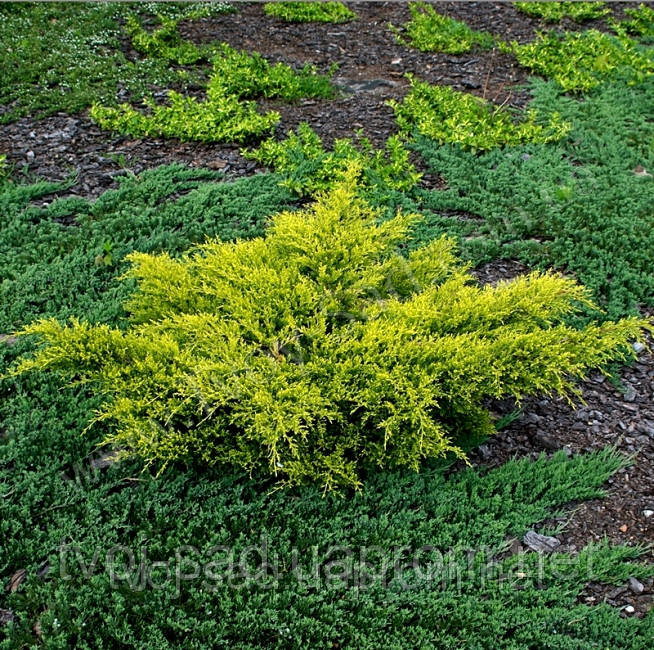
126 13 211 65
0 3 209 124
390 2 494 54
504 29 654 92
389 76 570 150
243 122 421 197
264 1 356 23
410 76 654 321
90 43 335 142
0 165 296 330
2 411 652 649
15 175 648 491
615 3 654 42
514 1 610 23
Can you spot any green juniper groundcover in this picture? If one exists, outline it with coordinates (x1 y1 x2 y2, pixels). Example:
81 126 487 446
407 76 654 322
2 2 654 647
0 169 652 647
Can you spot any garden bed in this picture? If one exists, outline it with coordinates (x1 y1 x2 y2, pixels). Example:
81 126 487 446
1 2 653 646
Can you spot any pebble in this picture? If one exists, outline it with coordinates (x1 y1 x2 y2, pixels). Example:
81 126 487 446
623 385 637 402
534 431 558 450
26 150 35 162
624 605 635 614
477 444 491 460
632 342 645 354
644 510 654 518
523 530 561 553
628 577 644 595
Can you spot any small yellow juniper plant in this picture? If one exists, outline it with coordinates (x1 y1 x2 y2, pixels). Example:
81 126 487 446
513 2 610 23
389 76 571 150
390 2 495 54
263 1 356 23
14 170 648 491
503 29 654 92
90 43 335 143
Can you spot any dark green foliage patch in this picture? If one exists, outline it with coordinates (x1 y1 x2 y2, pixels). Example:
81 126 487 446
410 77 654 321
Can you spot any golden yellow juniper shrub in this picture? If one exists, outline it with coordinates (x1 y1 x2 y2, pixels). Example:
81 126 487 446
15 172 648 490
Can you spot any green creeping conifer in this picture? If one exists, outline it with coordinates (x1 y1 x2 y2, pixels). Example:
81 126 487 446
125 13 209 64
15 172 648 491
504 29 654 92
244 122 421 196
263 1 357 23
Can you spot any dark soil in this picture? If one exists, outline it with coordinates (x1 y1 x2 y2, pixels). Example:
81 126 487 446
1 0 652 617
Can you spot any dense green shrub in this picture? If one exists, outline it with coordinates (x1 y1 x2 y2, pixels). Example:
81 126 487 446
243 122 421 196
390 2 494 53
264 1 356 23
15 175 647 490
91 43 335 142
514 2 609 22
504 29 654 92
410 77 654 320
389 76 570 150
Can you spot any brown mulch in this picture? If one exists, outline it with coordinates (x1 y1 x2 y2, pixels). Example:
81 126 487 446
0 0 652 617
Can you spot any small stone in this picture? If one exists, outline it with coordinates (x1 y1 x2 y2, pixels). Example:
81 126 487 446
643 510 654 518
534 431 558 450
391 58 402 65
477 444 491 460
632 341 645 354
624 605 635 614
523 530 561 553
26 150 35 162
623 385 637 402
633 165 652 177
0 609 15 626
628 577 644 595
620 524 628 533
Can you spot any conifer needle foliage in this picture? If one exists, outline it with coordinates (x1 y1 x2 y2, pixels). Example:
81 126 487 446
90 44 335 143
264 1 356 23
389 76 571 150
15 174 647 491
615 3 654 42
125 13 210 65
243 122 421 197
504 29 654 92
391 2 495 54
514 2 610 23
